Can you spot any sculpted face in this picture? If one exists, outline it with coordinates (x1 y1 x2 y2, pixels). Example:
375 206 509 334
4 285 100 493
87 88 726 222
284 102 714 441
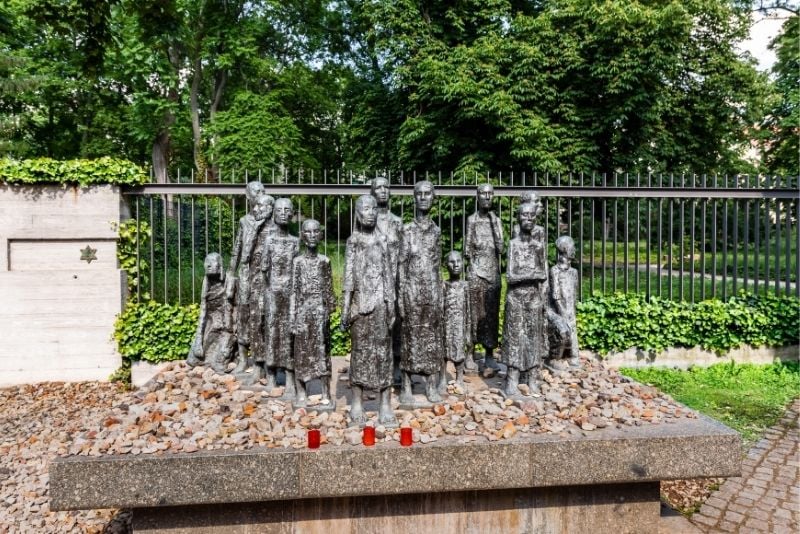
557 236 576 260
519 203 536 233
253 195 273 221
446 252 463 276
245 181 265 204
204 253 222 276
414 181 435 213
356 195 377 229
273 198 293 226
371 177 391 205
302 219 321 248
477 184 494 211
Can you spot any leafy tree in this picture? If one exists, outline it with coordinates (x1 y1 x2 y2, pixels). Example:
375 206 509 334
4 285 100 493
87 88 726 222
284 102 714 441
760 14 799 175
351 0 770 174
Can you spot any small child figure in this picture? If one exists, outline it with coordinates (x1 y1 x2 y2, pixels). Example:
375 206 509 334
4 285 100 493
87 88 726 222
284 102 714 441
439 251 471 393
548 235 580 369
289 219 337 407
187 253 235 373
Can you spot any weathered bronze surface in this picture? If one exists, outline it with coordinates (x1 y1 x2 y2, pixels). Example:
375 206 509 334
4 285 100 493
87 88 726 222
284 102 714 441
398 181 444 405
440 251 471 392
187 253 235 373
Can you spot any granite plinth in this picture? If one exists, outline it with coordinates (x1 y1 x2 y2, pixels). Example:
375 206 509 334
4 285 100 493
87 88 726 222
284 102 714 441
132 483 661 534
50 413 739 512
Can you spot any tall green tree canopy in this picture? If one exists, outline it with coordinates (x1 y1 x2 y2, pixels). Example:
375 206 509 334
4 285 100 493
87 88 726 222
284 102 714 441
0 0 784 176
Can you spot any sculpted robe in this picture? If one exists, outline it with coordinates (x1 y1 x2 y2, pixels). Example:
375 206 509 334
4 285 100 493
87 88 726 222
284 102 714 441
261 233 299 369
465 211 504 350
399 218 444 376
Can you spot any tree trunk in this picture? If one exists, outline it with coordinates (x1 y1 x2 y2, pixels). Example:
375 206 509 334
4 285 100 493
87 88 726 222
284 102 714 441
152 130 171 184
190 56 203 176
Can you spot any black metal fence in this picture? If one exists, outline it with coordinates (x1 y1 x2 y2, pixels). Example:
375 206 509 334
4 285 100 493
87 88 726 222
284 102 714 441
123 170 799 305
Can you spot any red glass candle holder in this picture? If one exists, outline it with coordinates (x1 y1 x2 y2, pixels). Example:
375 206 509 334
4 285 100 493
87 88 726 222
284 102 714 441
307 429 321 449
400 427 412 447
362 426 376 446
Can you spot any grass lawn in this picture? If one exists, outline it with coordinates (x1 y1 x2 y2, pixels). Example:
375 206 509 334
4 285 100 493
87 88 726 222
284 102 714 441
621 361 800 449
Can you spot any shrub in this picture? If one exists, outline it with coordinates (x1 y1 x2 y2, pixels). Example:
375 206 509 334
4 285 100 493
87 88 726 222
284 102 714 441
0 157 147 186
578 292 800 355
114 301 199 363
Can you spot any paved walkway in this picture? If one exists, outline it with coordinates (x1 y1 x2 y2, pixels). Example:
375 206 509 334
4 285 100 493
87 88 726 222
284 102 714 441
689 398 799 533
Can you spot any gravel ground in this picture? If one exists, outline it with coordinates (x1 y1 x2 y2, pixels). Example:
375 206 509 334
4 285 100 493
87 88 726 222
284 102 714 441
1 357 701 532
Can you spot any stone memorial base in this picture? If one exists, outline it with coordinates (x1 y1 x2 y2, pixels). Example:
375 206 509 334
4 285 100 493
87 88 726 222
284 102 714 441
50 413 740 534
133 483 659 533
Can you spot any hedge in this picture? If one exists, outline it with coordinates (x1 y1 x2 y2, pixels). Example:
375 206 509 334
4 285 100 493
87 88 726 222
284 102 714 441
114 292 799 365
0 157 147 186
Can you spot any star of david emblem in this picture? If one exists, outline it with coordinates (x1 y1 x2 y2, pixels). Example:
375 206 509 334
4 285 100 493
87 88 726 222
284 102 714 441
80 245 98 264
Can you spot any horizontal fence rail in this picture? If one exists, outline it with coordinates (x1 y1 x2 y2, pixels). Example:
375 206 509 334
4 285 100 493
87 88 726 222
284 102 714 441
124 171 800 306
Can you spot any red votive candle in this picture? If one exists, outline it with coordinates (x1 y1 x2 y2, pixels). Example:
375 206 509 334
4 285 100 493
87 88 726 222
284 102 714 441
307 429 321 449
400 427 412 447
362 426 376 446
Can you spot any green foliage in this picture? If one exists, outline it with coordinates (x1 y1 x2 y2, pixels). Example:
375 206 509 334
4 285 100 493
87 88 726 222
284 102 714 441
115 219 151 300
114 301 199 363
759 15 799 176
578 292 800 355
622 361 800 446
0 157 147 186
329 308 351 356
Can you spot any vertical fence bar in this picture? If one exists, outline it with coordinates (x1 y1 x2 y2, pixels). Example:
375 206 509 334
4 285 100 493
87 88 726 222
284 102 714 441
774 177 780 296
601 173 606 294
135 197 141 303
722 175 729 300
612 173 618 292
191 194 196 302
149 197 155 300
700 175 707 301
754 196 760 294
712 175 718 298
177 194 182 305
733 177 739 295
162 194 168 303
657 194 663 298
646 174 652 298
578 172 584 299
635 173 640 294
667 174 673 301
743 198 750 293
689 175 695 302
624 173 629 294
795 198 799 298
764 187 770 295
784 197 791 295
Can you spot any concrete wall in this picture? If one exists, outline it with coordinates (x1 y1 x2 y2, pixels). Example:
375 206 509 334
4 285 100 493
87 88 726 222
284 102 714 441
591 344 799 369
0 184 125 386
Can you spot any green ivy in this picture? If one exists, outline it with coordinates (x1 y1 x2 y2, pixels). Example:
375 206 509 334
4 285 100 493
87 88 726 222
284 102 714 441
578 292 800 356
0 157 147 186
114 219 151 300
114 301 199 363
329 308 351 356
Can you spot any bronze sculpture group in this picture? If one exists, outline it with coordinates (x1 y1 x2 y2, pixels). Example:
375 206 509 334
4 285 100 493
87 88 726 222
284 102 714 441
188 180 581 426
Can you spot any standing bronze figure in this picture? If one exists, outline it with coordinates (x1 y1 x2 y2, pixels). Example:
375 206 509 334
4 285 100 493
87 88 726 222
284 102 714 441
228 185 272 376
341 195 397 427
370 177 403 384
187 253 235 373
260 198 300 395
398 181 444 405
290 219 337 407
465 184 504 371
439 251 471 393
502 202 548 396
548 236 581 370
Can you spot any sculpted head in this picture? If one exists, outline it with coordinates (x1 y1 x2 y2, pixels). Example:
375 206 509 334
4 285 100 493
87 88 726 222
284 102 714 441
518 202 537 235
301 219 322 249
355 194 377 230
413 180 435 214
245 181 265 204
204 252 224 278
477 183 494 211
446 250 463 277
254 194 274 221
370 177 391 206
556 235 576 261
273 198 293 226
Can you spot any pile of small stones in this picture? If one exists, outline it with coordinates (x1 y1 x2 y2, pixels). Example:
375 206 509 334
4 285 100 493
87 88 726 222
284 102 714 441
66 357 694 456
0 357 695 532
